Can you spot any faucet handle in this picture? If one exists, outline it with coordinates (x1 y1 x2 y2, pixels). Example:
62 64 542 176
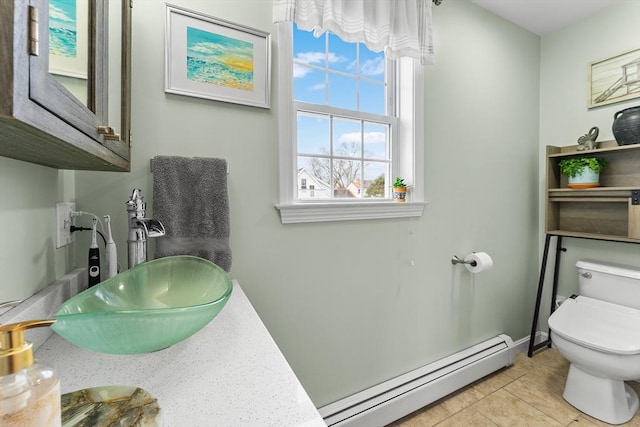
127 189 143 203
126 189 146 215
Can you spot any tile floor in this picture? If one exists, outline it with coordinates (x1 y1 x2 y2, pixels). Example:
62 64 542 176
388 348 640 426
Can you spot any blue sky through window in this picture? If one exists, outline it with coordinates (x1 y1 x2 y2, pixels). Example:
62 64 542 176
293 25 390 195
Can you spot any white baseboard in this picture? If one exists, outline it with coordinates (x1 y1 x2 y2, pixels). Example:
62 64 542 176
318 331 551 427
512 331 549 354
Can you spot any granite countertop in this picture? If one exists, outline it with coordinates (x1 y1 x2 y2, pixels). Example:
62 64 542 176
29 278 326 427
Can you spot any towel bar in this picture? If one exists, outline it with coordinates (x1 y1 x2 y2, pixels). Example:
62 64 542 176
150 158 230 174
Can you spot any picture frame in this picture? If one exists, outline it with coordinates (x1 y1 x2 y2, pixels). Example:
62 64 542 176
48 0 89 79
588 47 640 109
165 5 271 109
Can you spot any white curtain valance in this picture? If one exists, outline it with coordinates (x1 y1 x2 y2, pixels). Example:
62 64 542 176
273 0 435 65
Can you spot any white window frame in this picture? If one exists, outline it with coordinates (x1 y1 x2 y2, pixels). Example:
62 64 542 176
275 23 426 224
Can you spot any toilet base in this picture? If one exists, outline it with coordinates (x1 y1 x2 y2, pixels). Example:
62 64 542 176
563 364 639 425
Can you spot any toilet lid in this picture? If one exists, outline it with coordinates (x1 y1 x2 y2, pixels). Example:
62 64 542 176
549 296 640 355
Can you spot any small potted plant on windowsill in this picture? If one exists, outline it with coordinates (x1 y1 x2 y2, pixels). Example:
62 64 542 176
392 177 408 202
558 157 607 189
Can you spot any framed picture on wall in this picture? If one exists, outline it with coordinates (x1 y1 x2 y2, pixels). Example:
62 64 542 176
165 4 271 109
588 47 640 109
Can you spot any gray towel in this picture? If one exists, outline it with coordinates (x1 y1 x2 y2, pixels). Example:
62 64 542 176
153 156 232 272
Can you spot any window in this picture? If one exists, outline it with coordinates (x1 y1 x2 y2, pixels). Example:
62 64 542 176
276 23 425 223
294 26 394 202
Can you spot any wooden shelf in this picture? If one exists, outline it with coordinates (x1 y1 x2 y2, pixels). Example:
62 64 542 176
548 140 640 157
546 230 640 244
549 187 638 194
531 139 640 359
550 197 629 203
545 141 640 242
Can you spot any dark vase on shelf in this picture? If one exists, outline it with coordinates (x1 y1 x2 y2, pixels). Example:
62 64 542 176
612 105 640 146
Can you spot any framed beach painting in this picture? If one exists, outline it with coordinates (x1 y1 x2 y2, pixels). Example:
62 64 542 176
165 5 271 109
588 47 640 109
48 0 89 79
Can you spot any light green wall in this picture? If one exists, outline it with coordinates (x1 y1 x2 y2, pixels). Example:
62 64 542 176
0 0 634 409
72 0 541 406
538 0 640 312
0 158 75 302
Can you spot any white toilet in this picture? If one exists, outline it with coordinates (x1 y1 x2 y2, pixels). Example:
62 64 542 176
548 259 640 425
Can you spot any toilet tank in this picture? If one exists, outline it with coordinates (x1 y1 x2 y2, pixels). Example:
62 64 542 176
577 259 640 310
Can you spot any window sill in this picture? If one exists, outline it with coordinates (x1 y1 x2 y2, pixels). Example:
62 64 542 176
275 201 427 224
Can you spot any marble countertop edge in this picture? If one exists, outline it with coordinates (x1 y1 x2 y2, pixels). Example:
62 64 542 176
2 270 326 427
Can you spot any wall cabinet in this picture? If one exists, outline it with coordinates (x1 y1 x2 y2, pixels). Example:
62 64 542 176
545 140 640 243
0 0 131 171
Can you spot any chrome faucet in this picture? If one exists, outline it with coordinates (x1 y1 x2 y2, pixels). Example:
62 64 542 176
126 189 165 269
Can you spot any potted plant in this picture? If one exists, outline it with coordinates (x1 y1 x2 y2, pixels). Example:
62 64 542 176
392 177 408 202
558 157 607 189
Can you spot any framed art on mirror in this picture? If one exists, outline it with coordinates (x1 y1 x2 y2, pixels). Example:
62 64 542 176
48 0 89 78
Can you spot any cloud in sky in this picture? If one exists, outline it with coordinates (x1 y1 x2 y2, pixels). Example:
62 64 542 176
360 57 385 76
294 64 313 78
339 131 386 144
294 51 346 78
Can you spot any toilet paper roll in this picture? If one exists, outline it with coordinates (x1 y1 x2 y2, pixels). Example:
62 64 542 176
464 252 493 273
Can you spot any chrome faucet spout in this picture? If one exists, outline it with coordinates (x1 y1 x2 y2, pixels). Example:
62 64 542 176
135 218 166 238
126 189 165 269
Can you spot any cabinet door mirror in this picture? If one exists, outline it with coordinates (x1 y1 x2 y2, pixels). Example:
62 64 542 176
31 0 131 155
110 0 132 148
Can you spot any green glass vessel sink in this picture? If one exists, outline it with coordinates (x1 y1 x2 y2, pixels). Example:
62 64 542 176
52 256 232 354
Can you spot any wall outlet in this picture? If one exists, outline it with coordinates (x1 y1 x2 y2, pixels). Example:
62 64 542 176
56 202 76 248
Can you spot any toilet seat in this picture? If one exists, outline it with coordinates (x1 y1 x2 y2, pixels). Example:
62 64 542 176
549 296 640 355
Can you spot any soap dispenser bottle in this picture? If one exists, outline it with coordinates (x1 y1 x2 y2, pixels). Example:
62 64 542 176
0 320 60 427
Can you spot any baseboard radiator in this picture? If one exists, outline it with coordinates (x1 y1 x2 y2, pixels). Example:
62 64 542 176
318 334 516 427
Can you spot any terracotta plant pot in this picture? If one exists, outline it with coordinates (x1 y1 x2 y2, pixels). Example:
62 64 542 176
392 187 407 202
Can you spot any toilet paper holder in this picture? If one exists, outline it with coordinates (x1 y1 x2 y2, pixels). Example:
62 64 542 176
451 255 477 267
